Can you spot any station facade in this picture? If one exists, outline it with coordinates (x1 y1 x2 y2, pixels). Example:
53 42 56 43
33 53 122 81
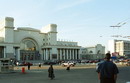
0 17 81 61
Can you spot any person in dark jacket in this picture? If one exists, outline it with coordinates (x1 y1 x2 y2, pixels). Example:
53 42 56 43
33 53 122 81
27 62 31 70
66 64 70 71
39 63 41 68
48 64 55 80
96 53 119 83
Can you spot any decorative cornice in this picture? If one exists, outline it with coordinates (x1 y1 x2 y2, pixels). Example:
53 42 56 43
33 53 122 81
41 45 81 49
4 26 15 29
48 31 58 33
0 42 20 47
17 27 40 32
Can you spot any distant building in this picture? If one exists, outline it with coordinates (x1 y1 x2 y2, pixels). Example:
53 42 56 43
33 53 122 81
81 44 105 59
108 40 130 57
0 17 81 61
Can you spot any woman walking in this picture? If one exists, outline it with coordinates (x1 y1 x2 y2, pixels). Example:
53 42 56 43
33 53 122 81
48 64 55 80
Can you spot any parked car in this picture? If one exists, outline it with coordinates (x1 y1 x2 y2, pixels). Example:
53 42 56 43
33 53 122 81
43 60 57 65
18 62 33 66
126 61 130 66
81 60 89 63
96 60 104 70
61 61 76 67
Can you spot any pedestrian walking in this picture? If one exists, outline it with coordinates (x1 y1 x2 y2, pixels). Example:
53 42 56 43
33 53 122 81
27 62 31 70
39 63 41 68
96 53 119 83
66 64 70 71
48 64 55 80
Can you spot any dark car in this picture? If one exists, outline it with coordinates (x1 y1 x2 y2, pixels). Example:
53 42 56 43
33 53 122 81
44 60 57 65
18 62 33 66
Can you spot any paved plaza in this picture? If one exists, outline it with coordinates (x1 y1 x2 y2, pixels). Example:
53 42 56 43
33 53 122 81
0 65 130 83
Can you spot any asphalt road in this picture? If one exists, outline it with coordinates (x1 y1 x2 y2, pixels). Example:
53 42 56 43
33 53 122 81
0 65 130 83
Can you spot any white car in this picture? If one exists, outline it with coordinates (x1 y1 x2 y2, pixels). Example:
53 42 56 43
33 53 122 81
96 60 104 70
61 61 76 67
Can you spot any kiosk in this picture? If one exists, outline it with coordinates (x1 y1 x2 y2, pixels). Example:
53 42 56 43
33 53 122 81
0 58 14 73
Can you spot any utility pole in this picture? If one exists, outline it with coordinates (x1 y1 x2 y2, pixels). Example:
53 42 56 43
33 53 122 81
110 19 128 39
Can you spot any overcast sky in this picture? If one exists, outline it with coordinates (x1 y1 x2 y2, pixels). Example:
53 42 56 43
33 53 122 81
0 0 130 50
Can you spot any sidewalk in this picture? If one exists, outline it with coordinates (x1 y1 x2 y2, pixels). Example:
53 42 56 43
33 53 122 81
14 63 125 70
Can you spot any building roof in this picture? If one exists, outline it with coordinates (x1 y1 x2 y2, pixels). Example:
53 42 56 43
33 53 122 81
17 27 40 32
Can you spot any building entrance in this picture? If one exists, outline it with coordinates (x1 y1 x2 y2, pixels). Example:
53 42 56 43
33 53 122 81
20 50 40 61
20 38 40 61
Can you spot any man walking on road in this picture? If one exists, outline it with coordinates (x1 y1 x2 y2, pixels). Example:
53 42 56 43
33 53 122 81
48 64 55 80
96 53 119 83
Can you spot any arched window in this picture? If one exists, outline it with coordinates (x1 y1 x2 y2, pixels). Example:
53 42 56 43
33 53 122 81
89 51 93 53
24 40 36 51
21 39 37 51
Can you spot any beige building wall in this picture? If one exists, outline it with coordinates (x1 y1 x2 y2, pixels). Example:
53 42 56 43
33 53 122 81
0 17 81 61
81 44 105 59
108 39 130 57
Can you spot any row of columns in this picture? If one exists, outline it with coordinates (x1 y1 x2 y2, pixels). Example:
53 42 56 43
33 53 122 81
58 49 80 60
42 48 80 60
43 48 52 60
1 46 80 61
